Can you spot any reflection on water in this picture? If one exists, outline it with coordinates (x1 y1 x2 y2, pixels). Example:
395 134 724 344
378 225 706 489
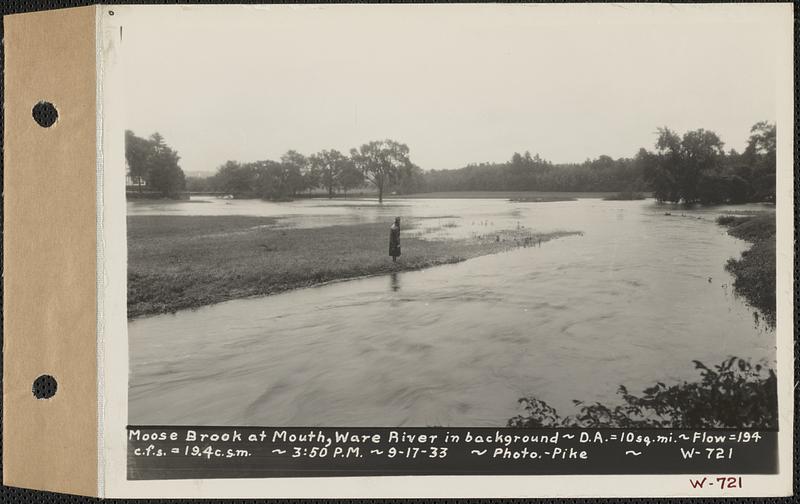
128 198 775 426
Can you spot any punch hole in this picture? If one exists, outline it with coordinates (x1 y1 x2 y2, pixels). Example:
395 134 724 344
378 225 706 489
32 101 58 128
32 375 58 399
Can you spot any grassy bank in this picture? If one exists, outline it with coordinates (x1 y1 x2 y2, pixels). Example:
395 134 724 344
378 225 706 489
716 213 776 326
128 216 578 318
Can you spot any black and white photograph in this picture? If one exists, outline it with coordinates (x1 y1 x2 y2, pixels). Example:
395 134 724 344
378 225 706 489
122 4 784 434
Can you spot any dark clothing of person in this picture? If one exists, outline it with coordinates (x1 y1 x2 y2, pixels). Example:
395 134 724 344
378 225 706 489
389 224 401 259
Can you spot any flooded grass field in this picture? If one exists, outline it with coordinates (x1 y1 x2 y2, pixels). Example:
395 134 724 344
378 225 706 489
128 197 775 426
127 214 576 318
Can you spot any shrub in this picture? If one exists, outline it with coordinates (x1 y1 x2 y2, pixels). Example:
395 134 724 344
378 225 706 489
725 239 776 327
715 215 738 226
603 191 646 201
509 358 777 429
717 213 776 325
725 214 775 243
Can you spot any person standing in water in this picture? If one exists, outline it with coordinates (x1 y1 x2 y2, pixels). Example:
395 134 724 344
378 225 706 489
389 217 401 262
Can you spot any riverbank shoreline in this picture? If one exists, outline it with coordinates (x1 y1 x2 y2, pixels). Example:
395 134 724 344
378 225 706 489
142 190 626 202
716 213 776 326
392 190 619 200
128 215 579 319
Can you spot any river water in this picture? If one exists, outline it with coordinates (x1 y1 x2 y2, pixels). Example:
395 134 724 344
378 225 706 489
128 197 774 426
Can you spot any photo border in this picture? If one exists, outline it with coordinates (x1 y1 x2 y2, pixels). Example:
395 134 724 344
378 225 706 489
90 2 796 499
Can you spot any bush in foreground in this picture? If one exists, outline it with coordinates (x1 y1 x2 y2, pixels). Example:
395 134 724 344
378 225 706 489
509 357 777 429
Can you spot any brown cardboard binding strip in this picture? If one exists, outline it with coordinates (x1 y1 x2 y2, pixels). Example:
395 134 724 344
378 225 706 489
3 6 98 496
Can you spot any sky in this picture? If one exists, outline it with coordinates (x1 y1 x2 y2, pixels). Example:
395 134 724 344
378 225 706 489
115 4 788 174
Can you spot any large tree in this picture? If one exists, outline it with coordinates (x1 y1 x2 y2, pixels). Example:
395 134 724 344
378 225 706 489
210 160 258 197
647 127 683 203
280 150 308 196
350 139 411 203
256 160 294 201
125 130 151 192
679 129 725 203
310 149 350 198
337 160 364 197
125 130 186 197
146 133 186 197
645 127 725 204
743 121 776 202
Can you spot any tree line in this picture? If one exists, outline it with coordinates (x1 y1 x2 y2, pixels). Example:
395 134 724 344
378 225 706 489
423 121 775 203
128 121 776 204
643 122 775 204
186 139 420 203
